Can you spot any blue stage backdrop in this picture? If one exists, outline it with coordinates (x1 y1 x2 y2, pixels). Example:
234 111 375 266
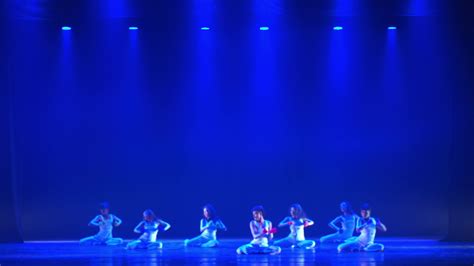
5 1 465 240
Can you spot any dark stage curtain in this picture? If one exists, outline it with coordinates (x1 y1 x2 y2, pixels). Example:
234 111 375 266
444 92 474 242
0 10 23 243
444 8 474 241
444 76 474 241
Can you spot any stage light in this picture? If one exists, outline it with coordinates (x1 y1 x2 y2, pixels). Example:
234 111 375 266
200 27 210 31
61 26 71 31
333 26 343 31
388 26 397 30
129 26 139 30
259 26 269 31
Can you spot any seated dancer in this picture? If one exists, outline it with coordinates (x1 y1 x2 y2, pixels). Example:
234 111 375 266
79 202 123 246
236 205 281 255
337 203 387 253
184 204 227 248
274 203 316 249
125 209 171 250
320 201 358 243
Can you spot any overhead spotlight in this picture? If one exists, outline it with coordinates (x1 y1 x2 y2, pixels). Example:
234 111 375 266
387 26 397 30
200 27 210 31
61 26 71 31
333 26 343 31
259 26 270 31
129 26 139 30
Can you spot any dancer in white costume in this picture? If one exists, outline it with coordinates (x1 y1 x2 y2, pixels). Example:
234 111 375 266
337 204 387 253
320 201 359 243
236 206 281 255
184 204 227 248
126 209 171 250
274 204 316 249
80 202 123 246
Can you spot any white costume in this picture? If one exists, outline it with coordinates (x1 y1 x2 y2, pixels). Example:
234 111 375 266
80 214 123 246
274 217 315 248
320 214 358 243
126 219 171 249
236 220 281 255
337 217 384 252
184 218 226 248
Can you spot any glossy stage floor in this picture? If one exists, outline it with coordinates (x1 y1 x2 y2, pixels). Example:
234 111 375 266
1 238 474 265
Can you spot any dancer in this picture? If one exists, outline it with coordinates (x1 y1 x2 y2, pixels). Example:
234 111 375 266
337 204 387 253
236 205 281 255
184 204 227 247
79 202 123 246
320 201 358 243
126 209 171 250
274 203 316 249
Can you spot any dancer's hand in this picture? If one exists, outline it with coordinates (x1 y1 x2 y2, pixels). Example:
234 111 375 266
263 228 277 234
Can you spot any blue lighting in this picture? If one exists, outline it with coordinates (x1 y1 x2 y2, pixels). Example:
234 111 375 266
200 27 210 31
388 26 397 30
61 26 71 31
129 26 139 30
333 26 343 31
259 26 269 31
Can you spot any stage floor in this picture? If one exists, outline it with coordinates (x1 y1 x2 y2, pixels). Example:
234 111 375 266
1 238 474 265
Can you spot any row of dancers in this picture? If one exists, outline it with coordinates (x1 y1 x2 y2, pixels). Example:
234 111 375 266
79 202 387 254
